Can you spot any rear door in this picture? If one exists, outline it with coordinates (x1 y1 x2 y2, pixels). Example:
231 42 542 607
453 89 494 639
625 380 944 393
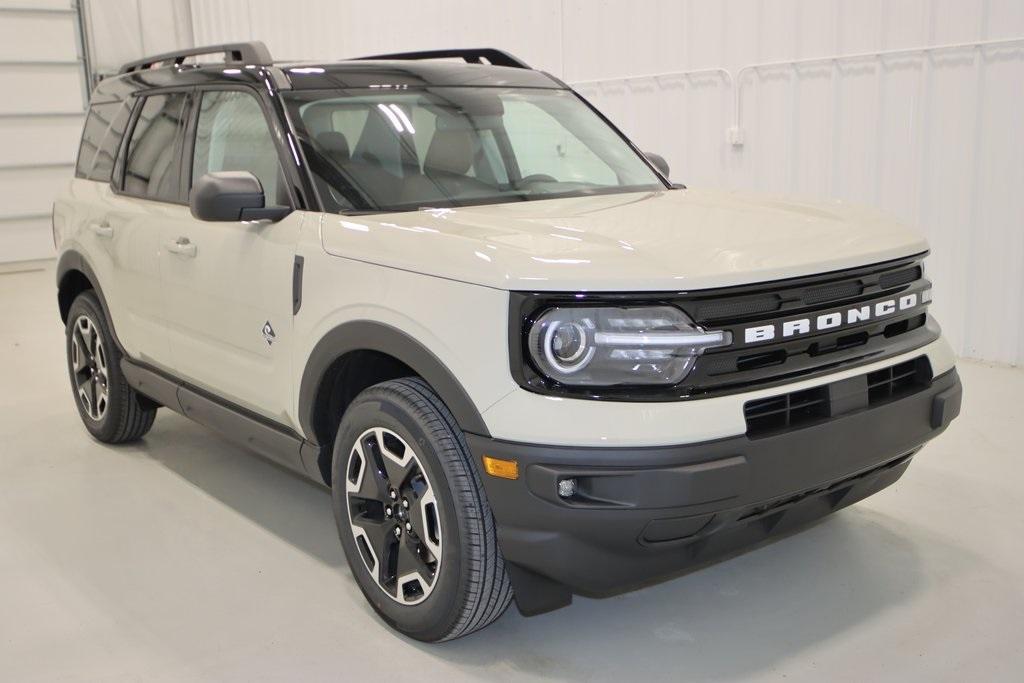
97 90 193 368
62 97 138 350
159 87 304 424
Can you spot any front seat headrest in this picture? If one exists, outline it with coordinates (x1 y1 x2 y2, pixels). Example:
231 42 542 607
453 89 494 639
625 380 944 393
316 131 351 162
424 128 475 176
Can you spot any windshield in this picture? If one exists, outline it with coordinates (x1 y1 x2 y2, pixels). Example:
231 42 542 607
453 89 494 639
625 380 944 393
283 87 666 213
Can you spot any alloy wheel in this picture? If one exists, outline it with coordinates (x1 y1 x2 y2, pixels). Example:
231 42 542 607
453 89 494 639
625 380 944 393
70 315 110 421
345 427 443 605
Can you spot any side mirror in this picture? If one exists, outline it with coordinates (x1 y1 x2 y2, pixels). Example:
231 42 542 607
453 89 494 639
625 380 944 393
644 152 670 178
189 171 292 222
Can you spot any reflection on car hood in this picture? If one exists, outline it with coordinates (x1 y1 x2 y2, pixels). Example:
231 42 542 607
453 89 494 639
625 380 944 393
319 188 929 292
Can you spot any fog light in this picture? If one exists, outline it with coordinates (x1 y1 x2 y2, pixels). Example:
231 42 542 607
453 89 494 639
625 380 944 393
557 478 577 499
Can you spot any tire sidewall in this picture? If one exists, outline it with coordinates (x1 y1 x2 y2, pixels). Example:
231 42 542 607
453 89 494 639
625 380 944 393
331 392 471 641
65 292 124 442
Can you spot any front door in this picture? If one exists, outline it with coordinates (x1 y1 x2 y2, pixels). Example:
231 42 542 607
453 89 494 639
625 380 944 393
159 88 304 425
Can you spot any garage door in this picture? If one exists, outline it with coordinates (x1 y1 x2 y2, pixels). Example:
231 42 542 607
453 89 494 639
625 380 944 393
0 1 90 264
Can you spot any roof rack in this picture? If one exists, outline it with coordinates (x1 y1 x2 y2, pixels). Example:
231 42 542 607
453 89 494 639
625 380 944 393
352 48 531 70
118 41 273 75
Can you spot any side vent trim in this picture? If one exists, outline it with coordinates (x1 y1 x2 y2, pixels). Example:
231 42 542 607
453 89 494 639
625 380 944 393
292 255 304 315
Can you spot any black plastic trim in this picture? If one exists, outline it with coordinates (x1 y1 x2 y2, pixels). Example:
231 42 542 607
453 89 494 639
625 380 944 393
297 321 490 446
292 255 304 315
188 170 292 221
119 41 272 74
353 48 531 69
56 250 123 351
119 357 180 409
120 358 322 481
931 380 963 429
470 367 961 612
177 385 307 476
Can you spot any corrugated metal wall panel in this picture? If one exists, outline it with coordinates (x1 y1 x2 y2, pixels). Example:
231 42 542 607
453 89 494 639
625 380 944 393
0 1 193 264
87 0 194 75
0 2 85 263
189 0 1024 365
191 0 563 67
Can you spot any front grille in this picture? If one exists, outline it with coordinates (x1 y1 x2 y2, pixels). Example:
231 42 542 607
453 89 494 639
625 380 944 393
802 280 863 305
744 385 830 435
867 357 931 404
879 266 922 290
682 254 936 397
695 295 779 320
510 254 937 403
744 356 933 437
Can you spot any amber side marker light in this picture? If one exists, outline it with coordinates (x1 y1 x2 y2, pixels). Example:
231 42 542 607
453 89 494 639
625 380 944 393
482 455 519 480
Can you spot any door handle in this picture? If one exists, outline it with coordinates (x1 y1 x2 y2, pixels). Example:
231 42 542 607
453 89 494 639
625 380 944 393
166 236 197 258
90 221 113 238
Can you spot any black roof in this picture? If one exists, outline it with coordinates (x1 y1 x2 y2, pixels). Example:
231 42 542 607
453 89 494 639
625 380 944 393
96 42 563 100
279 60 562 89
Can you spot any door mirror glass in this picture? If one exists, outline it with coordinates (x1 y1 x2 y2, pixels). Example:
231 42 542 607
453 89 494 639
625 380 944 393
190 171 292 222
644 152 670 178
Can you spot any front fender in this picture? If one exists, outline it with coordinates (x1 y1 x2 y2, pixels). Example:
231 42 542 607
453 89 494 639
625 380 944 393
297 320 491 445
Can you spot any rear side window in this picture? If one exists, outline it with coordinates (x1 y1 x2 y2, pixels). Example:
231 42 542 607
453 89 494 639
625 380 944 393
191 90 286 205
123 92 190 202
75 100 131 182
90 101 133 183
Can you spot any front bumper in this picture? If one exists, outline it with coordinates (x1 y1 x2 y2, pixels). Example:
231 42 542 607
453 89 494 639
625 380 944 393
468 367 962 615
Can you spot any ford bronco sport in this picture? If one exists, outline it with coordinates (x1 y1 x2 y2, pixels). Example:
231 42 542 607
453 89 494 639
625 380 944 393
53 42 962 641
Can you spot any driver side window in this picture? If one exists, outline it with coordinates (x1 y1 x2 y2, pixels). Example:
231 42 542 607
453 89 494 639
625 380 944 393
123 92 190 201
191 90 287 204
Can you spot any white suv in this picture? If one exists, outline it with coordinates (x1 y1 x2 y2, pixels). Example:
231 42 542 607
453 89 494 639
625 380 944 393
53 43 962 641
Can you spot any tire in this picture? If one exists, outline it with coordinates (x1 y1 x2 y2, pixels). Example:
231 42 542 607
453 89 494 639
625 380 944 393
331 377 513 642
65 291 157 443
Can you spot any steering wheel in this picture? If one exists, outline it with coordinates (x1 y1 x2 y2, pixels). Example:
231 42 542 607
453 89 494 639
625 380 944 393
519 174 558 185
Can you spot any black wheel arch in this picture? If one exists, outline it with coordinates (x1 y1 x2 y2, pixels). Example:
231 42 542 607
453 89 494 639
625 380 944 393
56 250 123 350
298 321 491 453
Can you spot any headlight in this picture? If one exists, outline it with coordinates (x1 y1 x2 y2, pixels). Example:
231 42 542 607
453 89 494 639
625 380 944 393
526 306 730 386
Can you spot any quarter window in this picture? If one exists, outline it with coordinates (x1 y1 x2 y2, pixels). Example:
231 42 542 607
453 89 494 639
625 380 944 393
75 99 132 182
191 90 285 204
90 100 133 183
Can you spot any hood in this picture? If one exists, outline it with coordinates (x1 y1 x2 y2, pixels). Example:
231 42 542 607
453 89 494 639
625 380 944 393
319 188 928 292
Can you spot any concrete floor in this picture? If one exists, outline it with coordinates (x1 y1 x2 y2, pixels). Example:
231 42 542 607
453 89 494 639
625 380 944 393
1 264 1022 682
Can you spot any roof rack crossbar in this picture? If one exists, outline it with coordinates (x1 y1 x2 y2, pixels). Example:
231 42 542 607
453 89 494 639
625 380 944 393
353 48 531 69
118 41 272 75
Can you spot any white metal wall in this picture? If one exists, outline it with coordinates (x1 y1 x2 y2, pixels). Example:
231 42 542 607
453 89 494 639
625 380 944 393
188 0 1023 365
0 0 88 264
0 0 192 266
87 0 193 76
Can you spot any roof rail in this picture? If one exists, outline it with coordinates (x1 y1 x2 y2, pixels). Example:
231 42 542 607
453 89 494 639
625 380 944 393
118 41 273 75
353 48 531 70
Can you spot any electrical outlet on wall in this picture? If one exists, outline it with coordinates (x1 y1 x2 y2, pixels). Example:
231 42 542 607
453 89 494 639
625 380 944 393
727 126 744 147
